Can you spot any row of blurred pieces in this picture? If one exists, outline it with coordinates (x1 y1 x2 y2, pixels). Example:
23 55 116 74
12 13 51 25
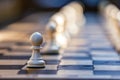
0 1 85 50
42 1 86 54
99 1 120 52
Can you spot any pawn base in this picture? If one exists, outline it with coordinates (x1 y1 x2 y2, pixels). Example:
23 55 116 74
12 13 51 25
43 49 59 55
42 43 60 54
42 46 60 54
27 60 45 68
27 64 45 68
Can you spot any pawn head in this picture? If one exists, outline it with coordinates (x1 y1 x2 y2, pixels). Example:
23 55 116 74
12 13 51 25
46 21 56 33
30 32 43 46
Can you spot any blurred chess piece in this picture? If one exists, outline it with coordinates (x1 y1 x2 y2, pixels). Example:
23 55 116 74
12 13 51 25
68 2 85 27
43 12 70 54
51 12 69 48
60 1 85 37
43 21 60 54
27 32 45 68
103 3 120 52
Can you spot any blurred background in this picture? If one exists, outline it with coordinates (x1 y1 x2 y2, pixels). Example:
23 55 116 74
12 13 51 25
0 0 119 27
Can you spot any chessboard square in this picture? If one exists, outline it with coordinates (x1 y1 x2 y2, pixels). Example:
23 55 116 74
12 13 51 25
94 65 120 70
92 54 119 58
90 47 114 51
64 50 89 53
77 75 112 79
0 70 19 75
89 40 110 44
58 65 93 70
0 65 24 69
92 57 120 61
92 41 112 45
94 70 120 75
88 34 106 37
18 70 57 74
0 55 29 60
89 38 108 41
89 39 109 42
4 51 31 56
92 54 119 57
89 37 108 40
57 70 93 75
0 60 27 65
93 60 120 65
62 56 91 60
70 39 88 46
61 52 89 57
65 46 89 52
90 43 112 48
60 60 92 65
91 50 118 57
45 60 60 65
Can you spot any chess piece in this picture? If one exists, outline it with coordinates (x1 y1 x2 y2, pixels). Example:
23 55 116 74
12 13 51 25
27 32 45 68
68 2 85 27
60 2 86 37
60 5 78 36
43 21 60 54
51 12 69 48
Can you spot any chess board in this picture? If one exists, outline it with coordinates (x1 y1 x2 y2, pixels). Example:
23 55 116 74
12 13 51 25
0 13 120 80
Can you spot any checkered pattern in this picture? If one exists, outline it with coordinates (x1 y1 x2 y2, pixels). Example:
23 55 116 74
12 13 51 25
0 21 120 80
57 25 120 78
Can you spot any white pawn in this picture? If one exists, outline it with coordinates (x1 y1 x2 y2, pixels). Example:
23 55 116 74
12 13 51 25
27 32 45 68
43 21 60 54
